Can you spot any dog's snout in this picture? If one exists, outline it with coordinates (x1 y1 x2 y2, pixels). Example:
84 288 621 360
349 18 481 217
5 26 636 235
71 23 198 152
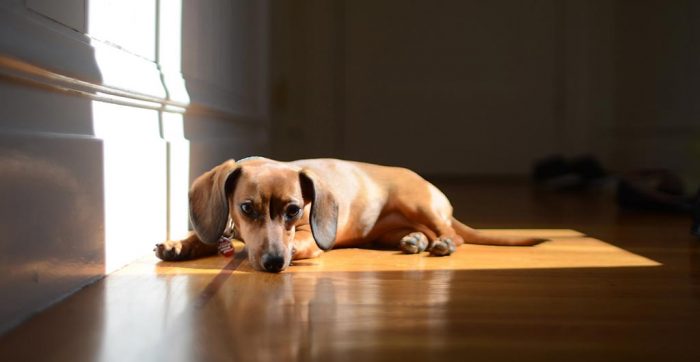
261 254 285 273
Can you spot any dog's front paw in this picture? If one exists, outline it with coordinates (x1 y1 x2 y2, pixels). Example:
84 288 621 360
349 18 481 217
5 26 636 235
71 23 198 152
399 232 429 254
154 240 185 261
428 237 456 257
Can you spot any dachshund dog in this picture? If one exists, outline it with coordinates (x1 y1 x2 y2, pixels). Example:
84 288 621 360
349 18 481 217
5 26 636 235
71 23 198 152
155 157 544 272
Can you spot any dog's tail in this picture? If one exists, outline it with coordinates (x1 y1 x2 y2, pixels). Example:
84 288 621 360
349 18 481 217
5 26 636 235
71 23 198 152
451 217 547 246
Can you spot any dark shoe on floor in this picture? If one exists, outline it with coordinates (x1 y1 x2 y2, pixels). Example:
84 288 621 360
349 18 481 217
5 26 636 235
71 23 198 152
617 169 692 213
692 187 700 237
533 154 608 190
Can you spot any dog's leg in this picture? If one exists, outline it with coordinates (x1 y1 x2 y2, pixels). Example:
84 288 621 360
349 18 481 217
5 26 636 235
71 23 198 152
428 235 460 256
155 232 218 261
291 228 323 260
399 231 430 254
392 211 463 257
426 227 465 257
394 198 466 256
375 229 430 254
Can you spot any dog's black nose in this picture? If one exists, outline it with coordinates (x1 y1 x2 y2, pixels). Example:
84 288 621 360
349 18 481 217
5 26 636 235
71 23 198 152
262 254 285 273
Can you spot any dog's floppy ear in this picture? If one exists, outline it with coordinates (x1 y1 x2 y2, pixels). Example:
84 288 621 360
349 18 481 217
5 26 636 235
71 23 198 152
189 159 241 244
300 170 338 251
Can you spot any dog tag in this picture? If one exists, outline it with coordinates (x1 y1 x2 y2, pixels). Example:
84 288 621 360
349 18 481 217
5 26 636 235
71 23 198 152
218 236 235 257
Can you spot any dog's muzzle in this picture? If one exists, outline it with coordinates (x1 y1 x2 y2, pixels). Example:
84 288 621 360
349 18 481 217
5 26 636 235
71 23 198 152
261 253 285 273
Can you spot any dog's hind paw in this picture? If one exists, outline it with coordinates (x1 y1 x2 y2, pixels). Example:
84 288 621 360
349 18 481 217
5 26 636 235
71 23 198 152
429 237 456 256
399 232 429 254
154 240 184 261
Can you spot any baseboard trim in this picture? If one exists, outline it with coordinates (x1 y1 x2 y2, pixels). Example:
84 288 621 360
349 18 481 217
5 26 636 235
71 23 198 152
0 55 186 112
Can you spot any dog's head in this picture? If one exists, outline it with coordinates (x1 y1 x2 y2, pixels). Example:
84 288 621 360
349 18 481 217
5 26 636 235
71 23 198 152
189 158 338 272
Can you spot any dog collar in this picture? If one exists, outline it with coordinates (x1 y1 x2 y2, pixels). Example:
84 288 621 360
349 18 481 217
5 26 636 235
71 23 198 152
217 236 234 257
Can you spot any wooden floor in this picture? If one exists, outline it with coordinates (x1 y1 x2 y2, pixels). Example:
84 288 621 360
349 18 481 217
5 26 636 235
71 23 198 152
1 180 699 361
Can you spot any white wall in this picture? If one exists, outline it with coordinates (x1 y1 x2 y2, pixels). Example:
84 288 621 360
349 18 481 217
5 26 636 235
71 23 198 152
182 0 270 178
0 0 269 334
341 0 563 175
269 0 342 161
271 0 700 183
610 0 700 183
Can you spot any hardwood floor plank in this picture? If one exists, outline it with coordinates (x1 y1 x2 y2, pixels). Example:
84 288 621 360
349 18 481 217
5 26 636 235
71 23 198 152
1 181 698 361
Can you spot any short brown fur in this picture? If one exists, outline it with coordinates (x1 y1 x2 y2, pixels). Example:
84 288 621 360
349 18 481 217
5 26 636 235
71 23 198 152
156 158 544 272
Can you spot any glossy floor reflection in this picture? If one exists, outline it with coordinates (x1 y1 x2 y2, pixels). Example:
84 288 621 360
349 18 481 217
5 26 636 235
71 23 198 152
1 181 699 361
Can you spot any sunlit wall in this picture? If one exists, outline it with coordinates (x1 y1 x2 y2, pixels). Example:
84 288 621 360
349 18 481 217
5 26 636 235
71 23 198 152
88 0 190 273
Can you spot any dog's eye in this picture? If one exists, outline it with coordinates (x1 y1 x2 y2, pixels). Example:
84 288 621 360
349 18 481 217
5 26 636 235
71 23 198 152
285 205 302 219
240 202 254 216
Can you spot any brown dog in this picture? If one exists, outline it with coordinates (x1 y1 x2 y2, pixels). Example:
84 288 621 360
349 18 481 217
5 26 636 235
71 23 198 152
155 157 544 272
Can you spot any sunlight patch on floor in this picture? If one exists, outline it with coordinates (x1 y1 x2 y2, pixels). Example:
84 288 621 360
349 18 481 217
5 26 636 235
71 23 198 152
265 238 661 273
135 229 661 276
